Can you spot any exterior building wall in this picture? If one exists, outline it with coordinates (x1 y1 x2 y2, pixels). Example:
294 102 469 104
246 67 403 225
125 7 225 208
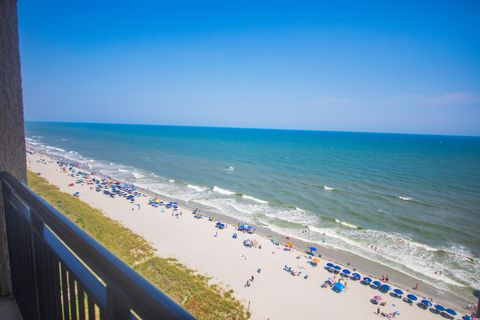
0 0 26 295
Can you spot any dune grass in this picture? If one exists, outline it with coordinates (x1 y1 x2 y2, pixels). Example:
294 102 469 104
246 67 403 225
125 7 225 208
28 171 249 319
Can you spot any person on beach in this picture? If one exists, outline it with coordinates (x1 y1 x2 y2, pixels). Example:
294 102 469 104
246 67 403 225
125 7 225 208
415 282 419 290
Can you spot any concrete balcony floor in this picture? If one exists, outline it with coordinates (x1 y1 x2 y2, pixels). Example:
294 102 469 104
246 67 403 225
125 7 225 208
0 296 22 319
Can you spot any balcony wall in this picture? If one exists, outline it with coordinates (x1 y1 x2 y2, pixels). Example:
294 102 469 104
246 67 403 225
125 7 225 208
0 0 26 295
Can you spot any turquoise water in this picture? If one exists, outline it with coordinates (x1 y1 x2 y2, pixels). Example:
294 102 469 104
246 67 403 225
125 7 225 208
25 121 480 299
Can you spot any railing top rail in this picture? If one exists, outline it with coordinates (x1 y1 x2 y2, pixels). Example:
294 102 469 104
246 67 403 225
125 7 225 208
0 171 195 320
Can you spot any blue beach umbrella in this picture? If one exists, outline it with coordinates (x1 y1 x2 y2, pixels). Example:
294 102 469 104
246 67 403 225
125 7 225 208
445 309 457 316
333 282 345 293
393 288 404 296
352 273 361 279
363 277 372 283
326 262 334 268
342 269 351 275
421 299 432 307
406 294 417 301
462 315 472 320
372 280 382 287
434 304 446 312
309 246 317 251
333 265 341 271
380 284 391 291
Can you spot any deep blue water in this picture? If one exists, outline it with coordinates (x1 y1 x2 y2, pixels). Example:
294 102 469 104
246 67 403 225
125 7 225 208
25 121 480 299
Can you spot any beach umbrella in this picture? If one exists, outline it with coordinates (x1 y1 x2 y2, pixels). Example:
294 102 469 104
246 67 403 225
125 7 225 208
462 315 472 320
352 273 361 279
333 265 341 271
286 241 293 247
312 257 320 264
373 295 382 302
434 304 446 312
380 284 391 291
363 277 372 283
406 294 417 301
326 262 334 268
309 246 317 251
421 299 432 307
445 309 457 316
342 269 351 275
333 282 346 293
393 289 404 296
373 280 382 287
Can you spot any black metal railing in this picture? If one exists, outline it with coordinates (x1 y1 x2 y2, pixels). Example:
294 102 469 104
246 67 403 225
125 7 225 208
0 171 195 320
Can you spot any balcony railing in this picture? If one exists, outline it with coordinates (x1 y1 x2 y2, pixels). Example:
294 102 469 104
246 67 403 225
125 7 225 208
0 171 195 320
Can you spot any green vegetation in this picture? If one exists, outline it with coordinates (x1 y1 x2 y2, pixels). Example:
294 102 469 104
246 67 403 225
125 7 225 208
28 171 249 320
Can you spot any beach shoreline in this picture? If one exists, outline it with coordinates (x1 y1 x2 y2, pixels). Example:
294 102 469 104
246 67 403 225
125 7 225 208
26 149 474 319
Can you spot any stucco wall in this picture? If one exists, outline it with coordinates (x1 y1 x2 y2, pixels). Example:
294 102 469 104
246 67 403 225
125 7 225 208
0 0 26 295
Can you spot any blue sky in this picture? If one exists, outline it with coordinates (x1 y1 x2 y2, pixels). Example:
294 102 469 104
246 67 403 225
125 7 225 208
19 1 480 135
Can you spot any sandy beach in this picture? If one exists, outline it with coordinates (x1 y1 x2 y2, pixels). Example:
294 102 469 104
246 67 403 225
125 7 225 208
27 151 474 320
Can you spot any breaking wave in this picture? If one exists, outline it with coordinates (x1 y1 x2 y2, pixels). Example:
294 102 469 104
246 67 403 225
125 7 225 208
212 186 236 195
187 184 208 192
241 194 269 204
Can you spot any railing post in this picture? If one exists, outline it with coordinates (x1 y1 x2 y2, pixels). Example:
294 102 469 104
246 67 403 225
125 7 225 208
29 209 44 319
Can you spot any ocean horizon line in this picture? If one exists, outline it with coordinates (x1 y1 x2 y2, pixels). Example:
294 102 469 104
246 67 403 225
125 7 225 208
24 120 480 139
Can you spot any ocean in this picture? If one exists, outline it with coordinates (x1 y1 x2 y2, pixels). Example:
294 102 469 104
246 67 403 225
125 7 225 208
25 121 480 301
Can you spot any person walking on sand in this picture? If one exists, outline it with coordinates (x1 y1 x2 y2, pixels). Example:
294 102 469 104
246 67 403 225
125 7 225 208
415 282 419 290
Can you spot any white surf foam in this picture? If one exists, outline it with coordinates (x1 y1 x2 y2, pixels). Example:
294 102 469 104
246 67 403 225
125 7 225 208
45 146 66 153
242 194 268 204
187 184 208 192
306 226 470 288
212 186 236 195
399 196 412 201
132 171 145 179
323 186 335 191
334 219 358 229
